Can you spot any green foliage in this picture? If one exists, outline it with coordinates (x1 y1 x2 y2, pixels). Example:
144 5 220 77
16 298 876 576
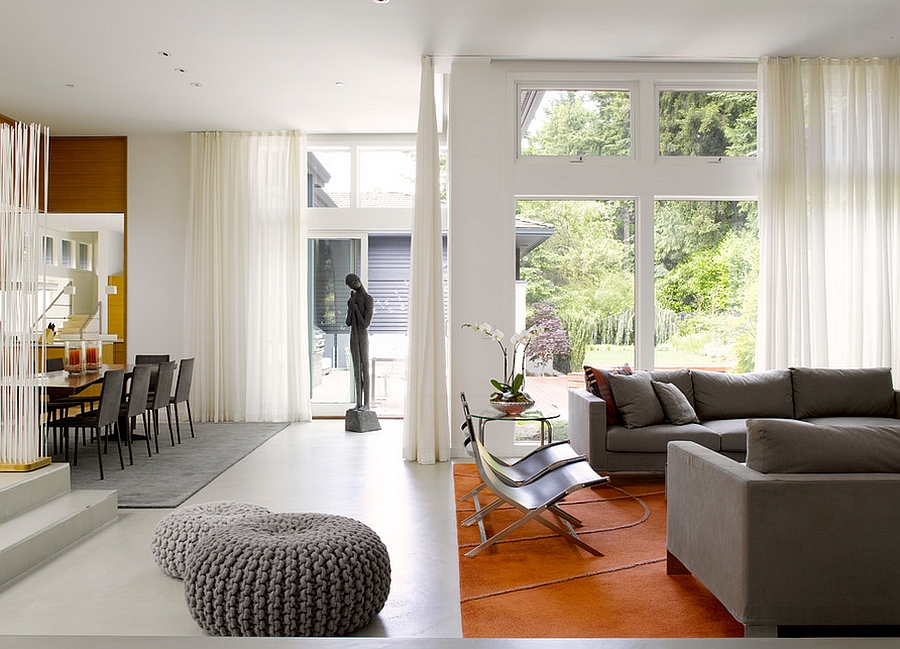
659 91 757 157
523 91 631 157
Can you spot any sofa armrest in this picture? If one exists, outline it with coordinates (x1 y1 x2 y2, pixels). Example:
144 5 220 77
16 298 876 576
568 389 609 472
667 440 900 627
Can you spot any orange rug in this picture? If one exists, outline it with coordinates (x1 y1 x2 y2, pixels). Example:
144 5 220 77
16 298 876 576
454 463 744 638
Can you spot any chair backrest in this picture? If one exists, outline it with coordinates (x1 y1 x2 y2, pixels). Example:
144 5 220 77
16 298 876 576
173 357 194 403
150 361 177 409
125 363 153 418
45 357 64 372
135 354 170 364
96 369 126 428
460 392 476 447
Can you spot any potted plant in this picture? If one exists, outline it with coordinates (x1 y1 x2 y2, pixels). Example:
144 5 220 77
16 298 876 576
462 322 542 415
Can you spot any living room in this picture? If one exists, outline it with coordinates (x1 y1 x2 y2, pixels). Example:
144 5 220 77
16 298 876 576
2 1 900 647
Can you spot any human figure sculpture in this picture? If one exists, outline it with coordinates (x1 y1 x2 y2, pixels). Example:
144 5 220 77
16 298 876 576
345 273 374 410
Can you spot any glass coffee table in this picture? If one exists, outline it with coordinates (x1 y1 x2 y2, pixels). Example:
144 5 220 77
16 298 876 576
469 405 561 445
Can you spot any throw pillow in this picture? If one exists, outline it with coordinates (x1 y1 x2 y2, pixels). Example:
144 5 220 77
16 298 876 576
606 371 665 429
584 364 632 425
652 380 700 425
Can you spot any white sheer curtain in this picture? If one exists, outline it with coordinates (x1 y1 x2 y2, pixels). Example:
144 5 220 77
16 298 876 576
403 56 451 463
187 131 311 422
757 57 900 375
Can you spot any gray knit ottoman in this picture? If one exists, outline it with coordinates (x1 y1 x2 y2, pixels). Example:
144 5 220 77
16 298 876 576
182 512 392 637
151 501 271 578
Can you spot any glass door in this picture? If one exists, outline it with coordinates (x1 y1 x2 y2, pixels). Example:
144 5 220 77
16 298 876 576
309 238 361 414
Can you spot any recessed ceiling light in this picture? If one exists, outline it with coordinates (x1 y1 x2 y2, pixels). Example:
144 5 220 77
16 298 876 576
175 67 187 74
158 50 171 58
335 81 345 88
65 83 75 88
190 82 202 88
373 0 389 4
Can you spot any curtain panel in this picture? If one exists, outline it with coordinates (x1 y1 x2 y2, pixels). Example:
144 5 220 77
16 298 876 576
187 131 311 422
757 57 900 377
403 56 451 463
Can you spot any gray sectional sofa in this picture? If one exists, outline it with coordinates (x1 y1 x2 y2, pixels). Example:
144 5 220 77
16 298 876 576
667 419 900 635
568 366 900 473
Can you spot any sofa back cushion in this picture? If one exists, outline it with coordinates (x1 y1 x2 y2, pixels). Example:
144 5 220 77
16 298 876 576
691 368 794 420
791 367 896 419
747 418 900 473
606 371 665 429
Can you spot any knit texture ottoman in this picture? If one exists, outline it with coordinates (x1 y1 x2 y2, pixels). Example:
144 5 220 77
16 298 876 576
183 512 392 637
151 501 271 578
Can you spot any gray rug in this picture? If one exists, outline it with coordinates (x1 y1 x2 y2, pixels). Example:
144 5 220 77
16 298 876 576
53 422 289 508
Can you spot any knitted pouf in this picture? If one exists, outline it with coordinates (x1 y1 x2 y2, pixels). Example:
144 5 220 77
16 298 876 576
151 501 271 579
182 512 392 637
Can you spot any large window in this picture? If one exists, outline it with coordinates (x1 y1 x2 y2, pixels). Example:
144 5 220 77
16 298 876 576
509 68 758 446
654 201 758 371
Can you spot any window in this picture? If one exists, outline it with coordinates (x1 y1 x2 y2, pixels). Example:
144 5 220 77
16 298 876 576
659 90 757 157
358 149 416 208
43 236 54 265
654 201 758 371
519 89 632 157
308 149 350 207
77 242 92 271
60 239 73 268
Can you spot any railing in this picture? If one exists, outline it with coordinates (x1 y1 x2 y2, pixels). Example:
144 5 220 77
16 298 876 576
32 280 74 329
78 301 103 339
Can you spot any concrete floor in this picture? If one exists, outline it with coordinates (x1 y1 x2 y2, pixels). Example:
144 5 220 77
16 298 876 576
0 419 896 649
0 419 461 638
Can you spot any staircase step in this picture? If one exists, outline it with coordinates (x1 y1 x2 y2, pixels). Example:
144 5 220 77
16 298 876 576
0 487 117 588
0 463 71 523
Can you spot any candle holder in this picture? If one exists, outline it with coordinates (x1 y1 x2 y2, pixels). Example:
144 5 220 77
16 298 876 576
64 340 85 375
84 340 102 372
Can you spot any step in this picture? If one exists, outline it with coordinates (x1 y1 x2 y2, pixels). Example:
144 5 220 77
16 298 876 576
0 463 71 523
0 486 117 588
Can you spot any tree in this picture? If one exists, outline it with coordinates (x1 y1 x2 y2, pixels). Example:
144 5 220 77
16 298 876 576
523 91 631 157
659 91 757 157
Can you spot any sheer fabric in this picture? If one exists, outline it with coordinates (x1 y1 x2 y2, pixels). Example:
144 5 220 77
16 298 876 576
187 131 311 422
403 56 451 463
757 57 900 376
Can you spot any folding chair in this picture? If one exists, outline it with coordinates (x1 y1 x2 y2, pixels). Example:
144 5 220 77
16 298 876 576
459 393 609 558
458 392 586 502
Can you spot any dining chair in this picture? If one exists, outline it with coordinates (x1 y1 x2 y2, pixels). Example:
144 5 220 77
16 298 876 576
145 361 176 452
169 357 195 443
48 368 126 480
135 353 171 398
120 363 153 463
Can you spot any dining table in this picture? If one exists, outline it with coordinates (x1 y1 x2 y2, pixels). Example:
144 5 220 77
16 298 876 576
42 364 130 399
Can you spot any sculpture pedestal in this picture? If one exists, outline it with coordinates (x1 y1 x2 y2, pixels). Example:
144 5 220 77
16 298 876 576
345 408 382 433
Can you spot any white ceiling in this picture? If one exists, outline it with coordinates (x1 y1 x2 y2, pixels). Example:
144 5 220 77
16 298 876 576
2 0 899 136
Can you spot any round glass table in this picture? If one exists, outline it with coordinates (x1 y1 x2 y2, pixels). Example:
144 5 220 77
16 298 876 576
469 405 561 445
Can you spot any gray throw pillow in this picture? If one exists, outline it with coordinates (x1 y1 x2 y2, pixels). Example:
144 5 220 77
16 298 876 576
652 380 700 425
607 371 665 429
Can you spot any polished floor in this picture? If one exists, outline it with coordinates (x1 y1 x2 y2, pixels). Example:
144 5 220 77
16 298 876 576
0 419 461 638
0 419 896 649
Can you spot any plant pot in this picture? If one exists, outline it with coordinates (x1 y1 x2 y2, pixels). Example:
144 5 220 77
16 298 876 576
489 398 535 416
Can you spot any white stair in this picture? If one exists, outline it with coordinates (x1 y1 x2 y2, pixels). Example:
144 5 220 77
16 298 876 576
0 463 117 588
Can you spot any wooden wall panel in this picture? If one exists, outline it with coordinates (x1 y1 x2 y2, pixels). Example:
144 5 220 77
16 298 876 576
47 136 127 213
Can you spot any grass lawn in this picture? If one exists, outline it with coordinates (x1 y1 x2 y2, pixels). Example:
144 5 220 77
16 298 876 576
583 345 734 370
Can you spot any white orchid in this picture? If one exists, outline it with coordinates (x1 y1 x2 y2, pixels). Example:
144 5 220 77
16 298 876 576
462 322 543 401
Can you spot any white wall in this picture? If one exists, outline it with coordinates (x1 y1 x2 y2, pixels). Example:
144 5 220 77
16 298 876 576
126 134 191 362
448 59 519 455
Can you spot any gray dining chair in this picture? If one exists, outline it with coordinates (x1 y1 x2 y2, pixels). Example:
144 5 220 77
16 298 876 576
170 357 195 443
120 363 153 462
144 361 176 452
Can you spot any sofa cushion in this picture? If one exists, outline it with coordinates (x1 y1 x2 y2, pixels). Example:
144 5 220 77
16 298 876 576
804 416 900 432
692 369 794 420
649 368 695 407
607 423 720 453
607 371 665 429
652 380 700 425
791 367 896 419
584 364 632 425
699 418 749 452
746 418 900 473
